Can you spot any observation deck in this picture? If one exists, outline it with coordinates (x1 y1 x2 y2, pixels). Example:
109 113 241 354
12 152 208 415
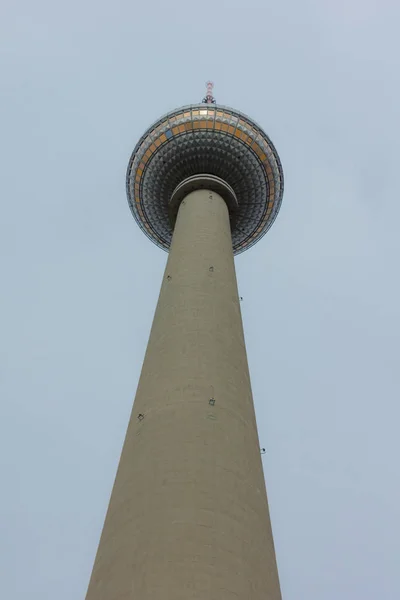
126 103 284 254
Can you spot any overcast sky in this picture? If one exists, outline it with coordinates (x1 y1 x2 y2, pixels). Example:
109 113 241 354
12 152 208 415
1 1 400 598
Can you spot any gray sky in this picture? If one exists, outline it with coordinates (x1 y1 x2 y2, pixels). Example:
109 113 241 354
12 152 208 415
1 0 400 598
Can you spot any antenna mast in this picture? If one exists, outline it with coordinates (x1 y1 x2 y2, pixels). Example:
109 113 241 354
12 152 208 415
202 81 216 104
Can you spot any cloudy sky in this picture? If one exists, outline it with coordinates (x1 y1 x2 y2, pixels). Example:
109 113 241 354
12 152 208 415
1 1 399 598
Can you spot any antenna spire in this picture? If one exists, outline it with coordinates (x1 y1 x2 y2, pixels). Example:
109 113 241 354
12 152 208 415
202 81 216 104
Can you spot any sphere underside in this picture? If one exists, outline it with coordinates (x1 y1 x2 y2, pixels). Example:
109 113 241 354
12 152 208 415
126 104 284 254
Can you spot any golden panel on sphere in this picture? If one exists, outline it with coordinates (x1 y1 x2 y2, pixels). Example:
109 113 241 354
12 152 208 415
254 146 266 161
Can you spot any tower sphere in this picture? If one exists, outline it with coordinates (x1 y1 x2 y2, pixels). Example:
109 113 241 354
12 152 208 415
126 103 284 254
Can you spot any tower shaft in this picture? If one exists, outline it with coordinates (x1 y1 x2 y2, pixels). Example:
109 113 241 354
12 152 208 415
86 189 281 599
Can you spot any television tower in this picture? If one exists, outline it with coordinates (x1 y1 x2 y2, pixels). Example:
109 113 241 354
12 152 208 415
86 84 284 599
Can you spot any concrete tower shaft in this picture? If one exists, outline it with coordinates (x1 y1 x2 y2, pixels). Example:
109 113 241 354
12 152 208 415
85 188 282 599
